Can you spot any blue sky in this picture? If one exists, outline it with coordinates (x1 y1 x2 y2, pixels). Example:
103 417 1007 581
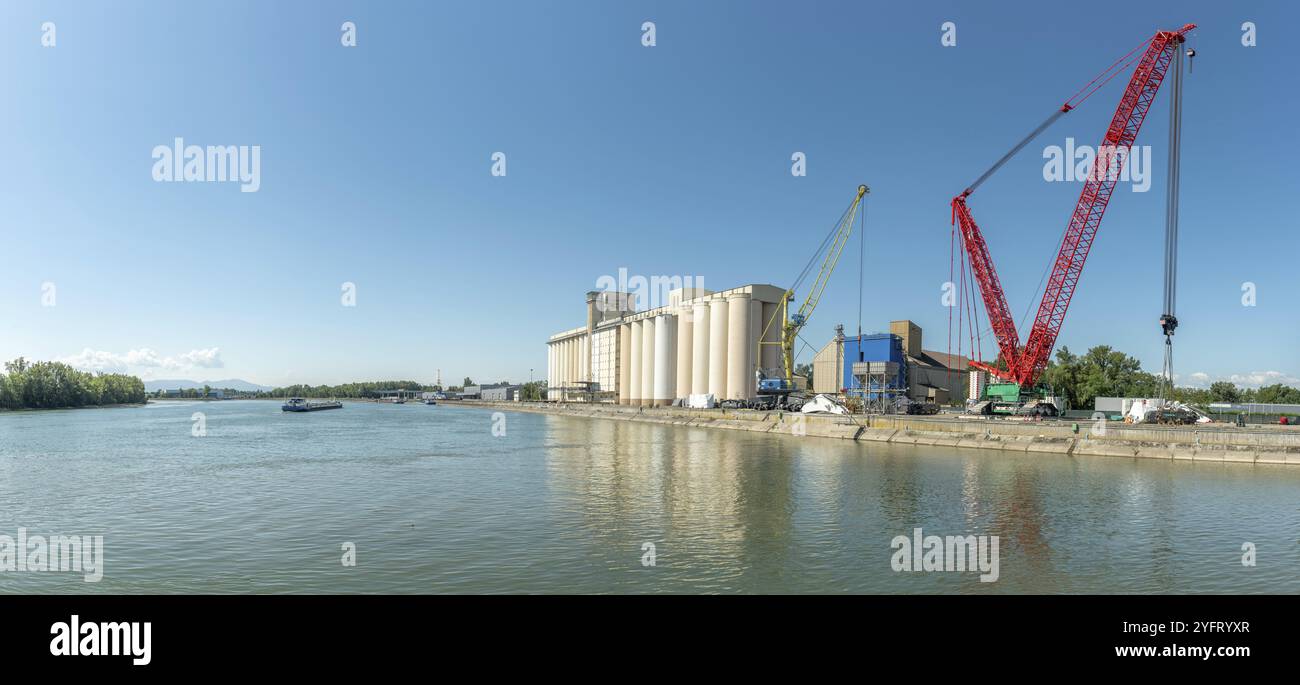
1 1 1295 388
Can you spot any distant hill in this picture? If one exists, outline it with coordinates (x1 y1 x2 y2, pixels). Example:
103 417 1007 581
144 379 273 392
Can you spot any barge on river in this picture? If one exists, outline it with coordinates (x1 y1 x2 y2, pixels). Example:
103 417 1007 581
281 398 343 412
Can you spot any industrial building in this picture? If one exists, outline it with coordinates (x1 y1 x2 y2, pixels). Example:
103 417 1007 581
547 285 789 404
459 383 513 400
812 320 970 405
480 384 522 401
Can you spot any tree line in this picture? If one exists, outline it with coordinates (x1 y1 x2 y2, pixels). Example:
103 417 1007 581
256 378 540 399
0 358 146 410
1038 346 1299 410
795 345 1298 411
257 380 432 399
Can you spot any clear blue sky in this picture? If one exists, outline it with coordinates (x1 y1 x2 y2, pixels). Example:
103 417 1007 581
1 1 1295 388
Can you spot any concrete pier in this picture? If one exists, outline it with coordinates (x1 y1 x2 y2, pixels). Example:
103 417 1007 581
459 402 1300 466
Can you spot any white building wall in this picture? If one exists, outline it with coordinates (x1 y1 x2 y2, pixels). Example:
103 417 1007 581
618 324 631 405
675 308 692 401
708 298 729 399
629 320 643 405
592 328 617 396
640 317 656 407
692 301 710 395
749 298 762 386
726 292 751 400
550 285 787 405
652 314 675 406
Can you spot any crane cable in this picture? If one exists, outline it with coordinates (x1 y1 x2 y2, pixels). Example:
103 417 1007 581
954 31 1160 362
857 193 864 342
792 200 856 296
774 189 864 376
1159 44 1187 403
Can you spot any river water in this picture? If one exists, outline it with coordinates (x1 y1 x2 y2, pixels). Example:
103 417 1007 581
0 400 1295 594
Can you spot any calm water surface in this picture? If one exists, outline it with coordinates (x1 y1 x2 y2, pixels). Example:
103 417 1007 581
0 400 1296 593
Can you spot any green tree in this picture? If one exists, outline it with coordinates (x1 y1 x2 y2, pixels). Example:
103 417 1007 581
1254 383 1300 405
463 377 474 387
0 358 144 410
520 381 547 401
1038 345 1159 409
794 363 814 389
1208 381 1240 403
1040 347 1083 408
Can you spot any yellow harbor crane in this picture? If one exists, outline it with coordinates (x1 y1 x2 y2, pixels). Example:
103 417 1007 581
757 184 869 400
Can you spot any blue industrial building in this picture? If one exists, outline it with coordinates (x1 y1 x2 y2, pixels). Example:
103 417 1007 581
838 333 906 399
813 320 970 405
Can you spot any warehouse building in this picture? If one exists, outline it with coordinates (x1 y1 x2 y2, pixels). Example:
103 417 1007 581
547 284 789 404
812 320 970 405
480 384 522 401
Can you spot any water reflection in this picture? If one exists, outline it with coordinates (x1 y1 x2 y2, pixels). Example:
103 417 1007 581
541 414 1299 593
2 401 1296 594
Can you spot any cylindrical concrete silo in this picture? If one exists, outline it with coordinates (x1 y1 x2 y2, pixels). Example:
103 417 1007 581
641 316 656 407
761 301 781 377
556 340 565 401
691 301 710 396
547 342 554 400
629 320 643 405
581 335 589 383
749 298 762 381
555 339 563 393
653 313 675 406
562 338 570 390
727 292 751 400
708 298 729 399
577 336 584 384
675 308 692 402
618 324 631 405
576 336 584 385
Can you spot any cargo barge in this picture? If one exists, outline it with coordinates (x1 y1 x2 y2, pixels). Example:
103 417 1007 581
281 398 343 412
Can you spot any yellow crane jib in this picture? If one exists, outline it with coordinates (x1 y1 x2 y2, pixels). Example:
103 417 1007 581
758 184 869 390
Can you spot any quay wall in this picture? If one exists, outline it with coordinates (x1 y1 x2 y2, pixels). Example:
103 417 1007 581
457 401 1300 466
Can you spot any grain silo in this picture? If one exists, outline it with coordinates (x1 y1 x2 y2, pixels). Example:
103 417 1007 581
546 284 788 403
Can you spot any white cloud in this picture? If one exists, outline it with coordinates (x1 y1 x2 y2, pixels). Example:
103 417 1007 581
1182 371 1210 387
1179 370 1299 389
59 348 131 374
174 347 223 369
59 347 224 378
1225 371 1300 388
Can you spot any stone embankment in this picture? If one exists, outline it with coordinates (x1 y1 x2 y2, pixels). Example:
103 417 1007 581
460 401 1300 466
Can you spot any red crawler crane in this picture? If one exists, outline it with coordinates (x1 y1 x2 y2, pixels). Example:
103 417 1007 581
952 23 1193 413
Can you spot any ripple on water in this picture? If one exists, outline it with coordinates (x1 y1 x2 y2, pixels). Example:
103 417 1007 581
1 402 1297 594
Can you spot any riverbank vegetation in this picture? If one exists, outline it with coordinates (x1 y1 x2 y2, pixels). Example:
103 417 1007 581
0 358 146 410
260 380 431 399
1040 346 1298 409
